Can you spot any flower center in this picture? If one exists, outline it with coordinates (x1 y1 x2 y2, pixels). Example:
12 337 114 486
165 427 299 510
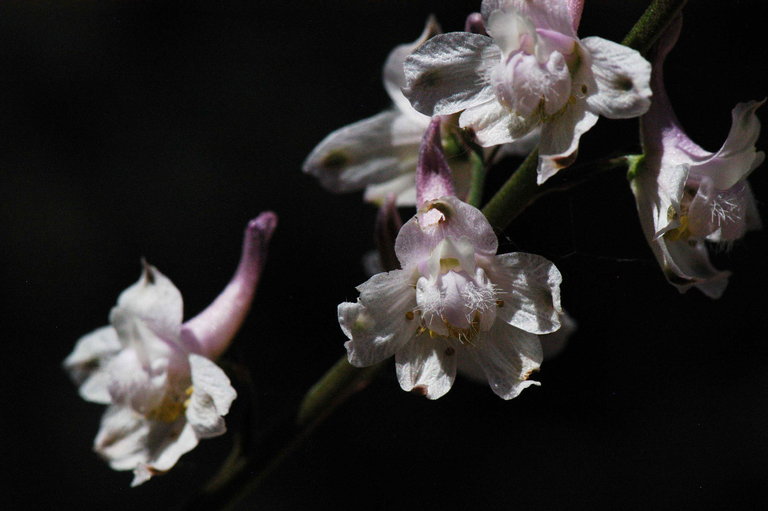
146 385 193 423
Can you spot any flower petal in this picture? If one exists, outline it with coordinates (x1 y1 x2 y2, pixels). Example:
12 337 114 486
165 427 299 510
133 423 198 486
581 36 652 119
538 101 598 183
395 335 458 400
63 325 122 404
340 270 418 367
459 99 524 147
383 15 442 115
403 32 501 116
482 0 576 38
395 196 498 268
110 262 184 343
490 252 562 334
302 110 424 193
659 237 730 299
186 353 237 439
468 320 543 400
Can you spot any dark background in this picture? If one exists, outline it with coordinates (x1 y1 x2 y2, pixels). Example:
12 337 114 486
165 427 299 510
2 1 766 509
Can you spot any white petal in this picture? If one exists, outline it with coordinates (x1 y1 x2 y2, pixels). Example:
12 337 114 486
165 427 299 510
459 99 524 147
630 156 688 238
302 110 424 193
482 0 576 38
395 335 457 399
403 32 501 116
538 102 598 183
186 354 237 439
63 326 122 404
581 37 652 119
540 312 576 360
468 320 543 400
95 405 150 471
363 172 418 207
490 253 562 334
688 100 765 190
383 16 442 115
339 270 418 367
110 263 183 343
485 8 536 56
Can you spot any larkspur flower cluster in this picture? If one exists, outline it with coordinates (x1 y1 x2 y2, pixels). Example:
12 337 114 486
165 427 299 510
64 0 764 493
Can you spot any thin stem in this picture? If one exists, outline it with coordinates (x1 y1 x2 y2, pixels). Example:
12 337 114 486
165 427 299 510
466 149 486 208
622 0 688 53
482 148 540 230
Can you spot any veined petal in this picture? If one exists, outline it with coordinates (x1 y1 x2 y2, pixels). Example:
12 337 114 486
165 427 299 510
538 101 598 183
95 405 150 472
459 99 524 147
687 100 765 190
416 117 455 207
384 16 442 115
582 37 652 119
395 335 458 400
395 196 498 268
186 354 237 438
482 0 576 38
403 32 501 116
181 213 277 360
302 110 424 193
110 262 184 343
63 325 121 404
340 270 418 367
630 157 688 238
490 252 562 334
658 237 730 299
468 319 543 400
132 423 198 486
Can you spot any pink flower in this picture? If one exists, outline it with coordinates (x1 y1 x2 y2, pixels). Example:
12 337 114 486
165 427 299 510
403 0 651 183
64 213 277 485
630 18 764 298
338 119 562 399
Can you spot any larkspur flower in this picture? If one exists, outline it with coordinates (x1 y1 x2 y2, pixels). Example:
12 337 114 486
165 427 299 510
303 16 537 206
63 212 277 486
403 0 651 183
630 17 764 298
338 118 562 399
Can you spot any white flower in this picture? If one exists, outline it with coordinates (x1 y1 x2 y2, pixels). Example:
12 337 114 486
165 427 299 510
63 213 277 485
303 16 537 206
338 120 562 399
403 0 652 183
630 18 764 298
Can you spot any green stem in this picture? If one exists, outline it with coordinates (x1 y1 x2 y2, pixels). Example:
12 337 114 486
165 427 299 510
622 0 688 53
482 148 540 230
466 149 486 208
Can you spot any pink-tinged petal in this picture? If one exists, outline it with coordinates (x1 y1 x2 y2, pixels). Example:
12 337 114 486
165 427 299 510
340 270 419 367
465 12 488 36
640 17 709 165
383 16 442 115
395 196 498 268
186 354 237 439
566 0 584 31
538 102 599 183
482 0 576 39
374 194 403 272
688 100 765 190
63 325 121 404
581 37 652 119
302 110 424 194
468 319 543 400
395 335 458 400
403 32 501 116
486 8 536 56
459 98 526 147
416 117 455 207
110 262 183 344
181 212 277 360
489 252 562 334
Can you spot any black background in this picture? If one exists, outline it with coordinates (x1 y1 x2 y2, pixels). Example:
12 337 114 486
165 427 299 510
2 1 767 509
